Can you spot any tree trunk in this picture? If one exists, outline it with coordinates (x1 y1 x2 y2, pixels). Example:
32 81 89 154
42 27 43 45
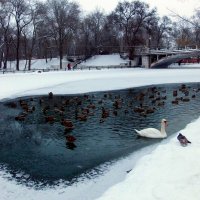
45 47 48 63
60 55 62 70
3 56 7 69
59 45 63 70
0 52 3 69
3 39 10 70
24 35 28 70
16 29 20 71
24 59 28 70
129 47 135 60
28 38 36 71
28 56 31 70
59 32 63 69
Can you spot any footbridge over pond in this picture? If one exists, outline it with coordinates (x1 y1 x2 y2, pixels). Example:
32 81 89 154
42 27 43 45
138 47 200 68
65 47 200 69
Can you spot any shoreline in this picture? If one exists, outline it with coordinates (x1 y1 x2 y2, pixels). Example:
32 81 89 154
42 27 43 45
1 68 200 100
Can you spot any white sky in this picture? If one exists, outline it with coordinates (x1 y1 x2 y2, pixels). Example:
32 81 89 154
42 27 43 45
75 0 200 18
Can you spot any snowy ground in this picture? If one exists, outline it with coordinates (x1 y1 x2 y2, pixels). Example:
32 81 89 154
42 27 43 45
97 118 200 200
78 54 129 67
1 54 129 71
1 55 200 200
1 58 68 70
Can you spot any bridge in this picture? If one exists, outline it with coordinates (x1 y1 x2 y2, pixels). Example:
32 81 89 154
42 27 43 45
66 47 200 69
138 47 200 68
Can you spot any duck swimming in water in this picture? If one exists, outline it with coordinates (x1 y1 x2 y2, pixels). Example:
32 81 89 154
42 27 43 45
134 119 168 138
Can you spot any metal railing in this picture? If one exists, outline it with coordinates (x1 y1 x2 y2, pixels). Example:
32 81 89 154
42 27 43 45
0 65 138 74
75 65 132 70
0 68 64 74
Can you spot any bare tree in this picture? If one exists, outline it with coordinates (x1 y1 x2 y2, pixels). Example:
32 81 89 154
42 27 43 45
8 0 33 70
46 0 80 69
152 16 172 48
168 8 200 48
171 20 193 48
101 13 121 53
0 0 181 71
79 10 106 56
79 17 93 56
192 10 200 47
22 2 46 70
33 2 54 62
113 0 156 59
0 1 13 69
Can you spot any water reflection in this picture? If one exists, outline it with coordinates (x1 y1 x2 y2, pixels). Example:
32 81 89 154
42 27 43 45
0 82 200 185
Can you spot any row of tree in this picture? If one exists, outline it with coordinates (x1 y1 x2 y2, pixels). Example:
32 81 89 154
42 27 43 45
0 0 199 70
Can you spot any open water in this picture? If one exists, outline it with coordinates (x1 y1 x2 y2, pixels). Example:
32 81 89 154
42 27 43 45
0 83 200 185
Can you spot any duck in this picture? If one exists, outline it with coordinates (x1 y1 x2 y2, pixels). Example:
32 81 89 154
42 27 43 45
61 119 74 129
66 135 76 143
101 107 109 118
45 116 55 123
173 90 178 97
134 119 168 138
48 92 54 99
15 114 26 121
172 99 179 105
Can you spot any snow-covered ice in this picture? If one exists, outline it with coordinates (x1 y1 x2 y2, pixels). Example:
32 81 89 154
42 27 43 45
1 55 200 200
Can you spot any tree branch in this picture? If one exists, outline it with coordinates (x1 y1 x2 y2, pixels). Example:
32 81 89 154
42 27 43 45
167 8 200 28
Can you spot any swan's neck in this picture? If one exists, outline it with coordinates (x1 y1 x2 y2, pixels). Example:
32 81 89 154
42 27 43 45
160 123 167 136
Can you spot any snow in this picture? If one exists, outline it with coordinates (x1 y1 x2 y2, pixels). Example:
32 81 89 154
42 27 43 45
1 68 200 101
1 55 200 200
2 54 128 71
78 54 129 67
97 118 200 200
2 58 69 70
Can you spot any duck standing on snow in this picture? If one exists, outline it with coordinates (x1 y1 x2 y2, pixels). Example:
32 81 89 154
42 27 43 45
177 133 191 146
135 119 168 138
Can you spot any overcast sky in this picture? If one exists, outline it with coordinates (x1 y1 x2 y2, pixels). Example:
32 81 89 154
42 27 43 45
75 0 200 18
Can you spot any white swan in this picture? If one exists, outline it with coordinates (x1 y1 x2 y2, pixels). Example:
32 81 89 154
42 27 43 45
134 119 168 138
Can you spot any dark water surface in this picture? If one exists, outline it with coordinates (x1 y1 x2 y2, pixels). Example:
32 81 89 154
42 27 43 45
0 83 200 185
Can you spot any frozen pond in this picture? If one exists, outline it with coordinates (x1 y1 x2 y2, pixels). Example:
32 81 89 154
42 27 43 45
0 82 200 185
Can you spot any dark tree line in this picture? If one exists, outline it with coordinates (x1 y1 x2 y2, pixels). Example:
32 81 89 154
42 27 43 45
0 0 199 70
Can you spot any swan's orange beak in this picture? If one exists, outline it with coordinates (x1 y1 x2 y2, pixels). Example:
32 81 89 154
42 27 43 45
164 121 168 127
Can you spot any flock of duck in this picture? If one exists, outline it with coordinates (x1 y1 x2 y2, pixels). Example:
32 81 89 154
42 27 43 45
132 83 198 118
5 83 200 145
134 83 199 138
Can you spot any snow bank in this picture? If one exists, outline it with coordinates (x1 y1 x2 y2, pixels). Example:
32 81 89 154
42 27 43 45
2 54 130 71
79 54 129 67
2 58 69 70
97 117 200 200
1 68 200 101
